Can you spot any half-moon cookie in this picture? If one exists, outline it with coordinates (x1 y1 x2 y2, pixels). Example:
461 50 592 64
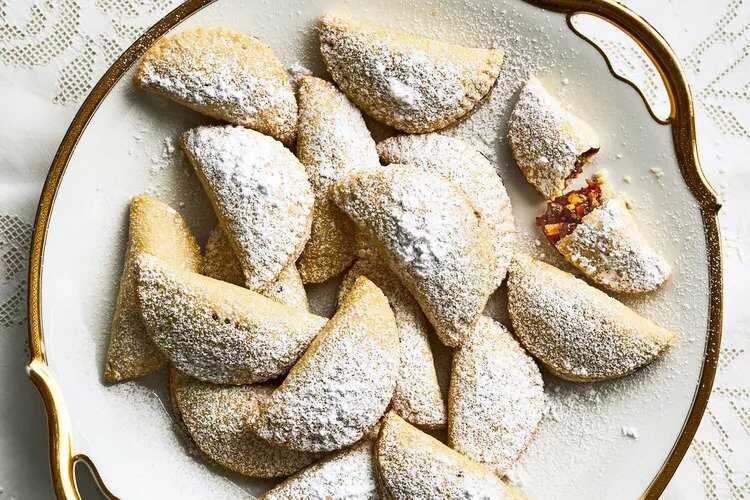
134 27 297 145
202 225 309 309
201 225 245 286
318 14 504 133
377 133 515 286
182 125 314 291
249 276 399 453
375 412 515 499
536 173 671 294
169 370 318 478
261 440 378 499
134 253 326 384
507 254 676 382
104 195 201 383
340 257 446 429
295 75 380 283
508 77 599 199
448 317 545 476
333 165 496 347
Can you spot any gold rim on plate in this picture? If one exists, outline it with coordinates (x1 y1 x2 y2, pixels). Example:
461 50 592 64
26 0 722 498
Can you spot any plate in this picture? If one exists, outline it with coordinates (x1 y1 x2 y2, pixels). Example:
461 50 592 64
27 0 721 498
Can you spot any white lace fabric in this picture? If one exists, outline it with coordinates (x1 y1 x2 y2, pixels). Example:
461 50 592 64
0 1 747 498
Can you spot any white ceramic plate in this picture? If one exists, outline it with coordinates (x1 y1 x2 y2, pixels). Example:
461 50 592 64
30 0 721 498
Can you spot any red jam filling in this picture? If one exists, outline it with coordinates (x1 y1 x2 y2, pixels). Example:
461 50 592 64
536 176 604 245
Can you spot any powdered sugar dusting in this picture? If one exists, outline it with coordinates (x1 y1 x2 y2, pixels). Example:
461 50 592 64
318 14 503 133
377 133 515 286
134 253 326 384
136 27 298 144
262 440 378 499
249 278 399 453
507 77 600 199
376 412 510 498
202 226 309 310
104 195 202 383
386 75 423 108
507 255 675 381
333 165 496 347
171 371 319 478
340 257 446 429
181 125 314 291
449 317 545 476
295 76 380 283
557 197 671 294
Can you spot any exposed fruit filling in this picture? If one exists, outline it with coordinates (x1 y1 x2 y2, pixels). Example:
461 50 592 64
536 175 604 245
565 147 600 181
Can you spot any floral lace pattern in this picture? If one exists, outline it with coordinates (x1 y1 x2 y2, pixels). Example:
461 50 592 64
0 215 31 328
0 0 747 498
0 0 179 104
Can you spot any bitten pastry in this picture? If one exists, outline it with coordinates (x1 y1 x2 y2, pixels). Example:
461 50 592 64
318 14 504 133
537 173 671 293
448 317 545 476
249 277 399 453
340 257 446 429
261 440 378 499
377 133 515 286
202 226 309 309
134 254 326 384
104 195 201 383
296 75 380 283
375 412 515 499
182 126 314 291
508 77 599 199
507 255 676 382
333 165 496 347
134 27 297 145
169 370 318 478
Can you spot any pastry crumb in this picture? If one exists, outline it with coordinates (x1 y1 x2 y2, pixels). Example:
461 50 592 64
621 426 639 439
288 61 312 80
649 167 664 179
622 175 632 183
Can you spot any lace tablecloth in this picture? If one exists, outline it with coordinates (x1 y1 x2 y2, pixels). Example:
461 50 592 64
0 1 747 498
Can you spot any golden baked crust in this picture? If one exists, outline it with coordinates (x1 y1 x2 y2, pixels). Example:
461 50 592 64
134 253 326 384
169 370 318 478
202 225 309 310
134 27 297 145
249 277 399 453
318 14 504 133
507 255 676 382
201 225 245 286
104 195 201 383
295 75 380 283
340 257 446 430
377 133 515 286
261 440 378 499
508 77 599 199
375 412 513 499
448 317 544 476
333 165 496 347
182 125 314 292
